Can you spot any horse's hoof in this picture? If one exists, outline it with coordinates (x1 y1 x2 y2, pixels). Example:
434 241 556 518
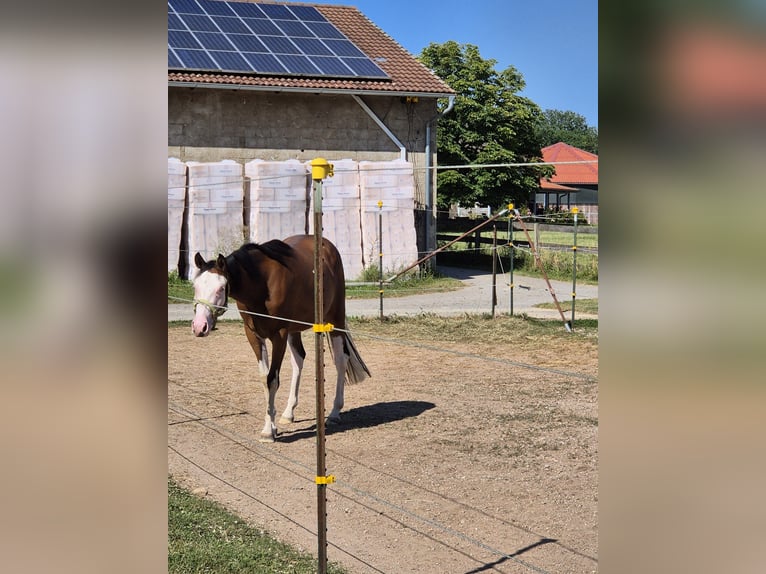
259 432 276 443
279 416 294 425
326 416 341 426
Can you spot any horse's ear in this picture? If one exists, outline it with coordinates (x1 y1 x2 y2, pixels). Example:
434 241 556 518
194 252 206 269
216 254 227 272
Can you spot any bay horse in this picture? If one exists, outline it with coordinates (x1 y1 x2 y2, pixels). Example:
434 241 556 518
191 235 370 442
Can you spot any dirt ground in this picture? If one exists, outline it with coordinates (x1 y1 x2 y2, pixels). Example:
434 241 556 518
168 320 598 574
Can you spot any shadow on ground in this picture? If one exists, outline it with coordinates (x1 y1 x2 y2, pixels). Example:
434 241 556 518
278 400 435 443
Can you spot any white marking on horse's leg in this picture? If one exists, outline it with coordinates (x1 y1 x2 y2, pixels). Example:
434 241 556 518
280 335 304 424
327 335 347 424
259 370 279 442
258 339 269 376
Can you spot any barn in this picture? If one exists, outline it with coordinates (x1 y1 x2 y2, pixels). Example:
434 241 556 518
168 0 455 275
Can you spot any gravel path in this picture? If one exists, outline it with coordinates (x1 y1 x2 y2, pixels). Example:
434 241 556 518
169 266 597 322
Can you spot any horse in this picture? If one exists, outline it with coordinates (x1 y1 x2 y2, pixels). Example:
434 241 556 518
191 234 370 442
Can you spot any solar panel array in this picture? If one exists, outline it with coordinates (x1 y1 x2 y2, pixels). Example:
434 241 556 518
168 0 389 79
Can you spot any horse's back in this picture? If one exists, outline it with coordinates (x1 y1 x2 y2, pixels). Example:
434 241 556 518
281 235 347 327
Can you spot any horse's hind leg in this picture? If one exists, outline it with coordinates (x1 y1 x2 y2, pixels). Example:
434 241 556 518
279 332 305 424
327 334 348 424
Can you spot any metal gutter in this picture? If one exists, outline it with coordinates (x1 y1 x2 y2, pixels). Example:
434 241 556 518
168 80 454 100
424 95 456 253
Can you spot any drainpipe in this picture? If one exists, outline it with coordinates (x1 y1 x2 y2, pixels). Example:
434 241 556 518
351 94 406 161
424 95 456 255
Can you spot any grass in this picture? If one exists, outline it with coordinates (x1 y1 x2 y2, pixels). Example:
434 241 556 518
169 270 463 303
535 297 599 314
168 477 347 574
349 312 598 343
348 269 462 299
435 247 598 283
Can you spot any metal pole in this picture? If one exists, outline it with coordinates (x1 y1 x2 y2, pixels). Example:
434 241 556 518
571 207 579 330
386 208 509 282
378 200 384 320
508 204 514 316
513 209 572 332
491 223 497 317
312 177 328 574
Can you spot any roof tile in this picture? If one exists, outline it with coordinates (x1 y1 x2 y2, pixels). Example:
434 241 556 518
541 142 598 185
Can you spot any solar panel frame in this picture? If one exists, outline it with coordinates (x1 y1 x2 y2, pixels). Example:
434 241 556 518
168 48 182 68
169 30 203 50
211 16 250 34
257 3 297 21
286 5 326 22
209 50 254 72
196 0 236 16
168 13 185 30
241 18 281 36
167 0 389 80
227 2 266 18
181 14 220 32
273 20 315 38
242 52 288 74
227 33 269 53
169 0 205 15
277 54 321 75
291 37 334 57
175 48 219 69
194 32 236 51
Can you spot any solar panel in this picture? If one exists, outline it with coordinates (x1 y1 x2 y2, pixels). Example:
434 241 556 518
167 0 389 79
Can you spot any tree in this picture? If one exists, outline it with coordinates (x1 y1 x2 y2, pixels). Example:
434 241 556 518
419 41 551 210
535 109 599 153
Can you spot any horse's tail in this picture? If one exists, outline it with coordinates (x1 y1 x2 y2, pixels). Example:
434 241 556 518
343 333 371 384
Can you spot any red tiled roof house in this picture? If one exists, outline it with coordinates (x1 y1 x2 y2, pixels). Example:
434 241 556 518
537 142 599 224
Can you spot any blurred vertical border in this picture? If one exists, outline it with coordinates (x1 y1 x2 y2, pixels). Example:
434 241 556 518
601 1 766 572
0 2 167 573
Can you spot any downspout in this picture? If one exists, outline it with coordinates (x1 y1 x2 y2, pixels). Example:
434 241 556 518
424 95 456 255
351 94 406 161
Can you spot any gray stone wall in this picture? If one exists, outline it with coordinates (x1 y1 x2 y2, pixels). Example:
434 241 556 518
168 86 440 253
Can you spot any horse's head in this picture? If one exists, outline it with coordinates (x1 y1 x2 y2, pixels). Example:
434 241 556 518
191 252 229 337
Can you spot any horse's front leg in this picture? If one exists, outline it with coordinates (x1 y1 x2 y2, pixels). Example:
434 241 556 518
327 334 348 424
242 314 269 376
260 333 287 443
279 332 305 424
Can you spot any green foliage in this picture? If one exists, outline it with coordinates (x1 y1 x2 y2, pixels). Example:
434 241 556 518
535 109 598 153
168 271 193 303
419 41 552 210
168 478 347 574
348 266 461 299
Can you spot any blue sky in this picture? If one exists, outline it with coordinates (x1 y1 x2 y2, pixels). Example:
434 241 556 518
299 0 598 127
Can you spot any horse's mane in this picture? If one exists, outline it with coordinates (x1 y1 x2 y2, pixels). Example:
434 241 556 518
228 240 294 279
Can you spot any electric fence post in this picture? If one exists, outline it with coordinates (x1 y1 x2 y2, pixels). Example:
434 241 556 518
310 157 333 574
507 203 514 316
571 207 579 330
378 200 384 320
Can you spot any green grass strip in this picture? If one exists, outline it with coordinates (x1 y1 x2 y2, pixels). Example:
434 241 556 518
168 478 347 574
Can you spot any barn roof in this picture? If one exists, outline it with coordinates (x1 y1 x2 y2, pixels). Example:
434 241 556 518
168 1 455 98
540 142 598 185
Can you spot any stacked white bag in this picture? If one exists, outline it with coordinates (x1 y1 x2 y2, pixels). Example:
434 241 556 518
359 159 418 274
245 159 309 244
167 157 187 274
185 160 244 279
307 159 364 280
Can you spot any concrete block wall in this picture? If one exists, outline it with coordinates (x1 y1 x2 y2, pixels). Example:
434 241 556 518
168 88 439 254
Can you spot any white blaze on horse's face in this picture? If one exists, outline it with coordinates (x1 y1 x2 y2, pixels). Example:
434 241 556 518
191 270 227 337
